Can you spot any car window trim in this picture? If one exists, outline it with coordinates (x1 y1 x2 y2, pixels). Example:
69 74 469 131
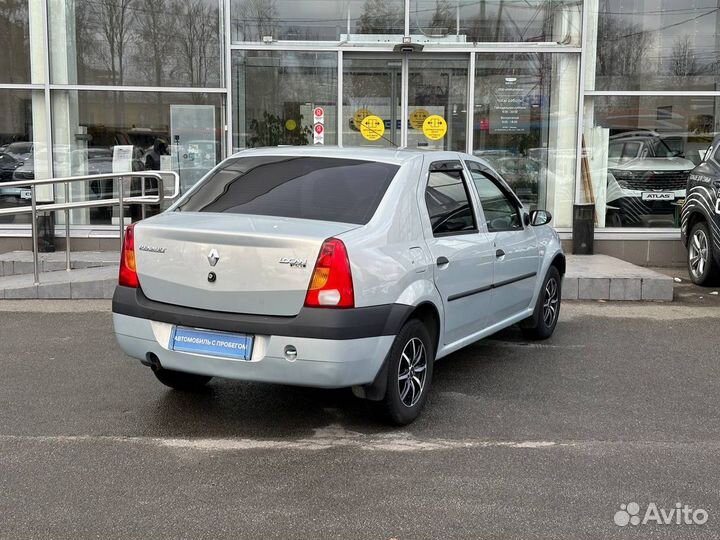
425 159 480 238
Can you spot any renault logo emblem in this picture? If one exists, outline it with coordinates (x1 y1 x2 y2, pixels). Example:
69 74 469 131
207 248 220 267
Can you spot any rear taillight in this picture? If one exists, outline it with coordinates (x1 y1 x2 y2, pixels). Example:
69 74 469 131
118 223 139 288
304 238 354 308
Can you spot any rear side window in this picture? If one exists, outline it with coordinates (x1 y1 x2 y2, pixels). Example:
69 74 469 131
177 156 400 224
424 161 477 236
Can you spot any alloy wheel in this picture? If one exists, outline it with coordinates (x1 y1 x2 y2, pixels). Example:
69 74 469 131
689 229 709 280
543 277 560 327
397 337 427 408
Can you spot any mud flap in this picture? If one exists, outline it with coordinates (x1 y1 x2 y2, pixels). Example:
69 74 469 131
351 350 390 401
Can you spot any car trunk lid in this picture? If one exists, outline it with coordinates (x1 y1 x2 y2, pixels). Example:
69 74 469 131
133 212 359 316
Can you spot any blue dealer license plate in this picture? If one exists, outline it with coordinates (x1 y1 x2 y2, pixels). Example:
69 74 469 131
171 327 254 361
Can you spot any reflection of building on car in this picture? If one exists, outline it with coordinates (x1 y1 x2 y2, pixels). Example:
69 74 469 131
605 133 696 227
681 135 720 286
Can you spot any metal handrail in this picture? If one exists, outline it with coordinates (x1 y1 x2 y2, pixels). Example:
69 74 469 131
0 171 180 285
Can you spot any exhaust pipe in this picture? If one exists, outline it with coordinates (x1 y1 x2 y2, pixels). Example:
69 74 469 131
141 352 162 370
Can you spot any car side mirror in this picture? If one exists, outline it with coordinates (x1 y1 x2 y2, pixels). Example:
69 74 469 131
530 209 552 226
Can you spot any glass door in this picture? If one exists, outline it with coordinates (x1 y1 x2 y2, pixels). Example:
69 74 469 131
343 55 402 147
407 57 468 151
342 54 469 151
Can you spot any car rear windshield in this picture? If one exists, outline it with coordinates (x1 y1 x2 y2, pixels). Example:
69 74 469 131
176 156 400 224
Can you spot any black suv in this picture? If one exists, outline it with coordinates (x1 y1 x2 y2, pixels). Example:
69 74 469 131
681 135 720 285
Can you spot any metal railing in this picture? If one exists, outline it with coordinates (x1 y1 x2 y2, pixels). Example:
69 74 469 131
0 171 180 285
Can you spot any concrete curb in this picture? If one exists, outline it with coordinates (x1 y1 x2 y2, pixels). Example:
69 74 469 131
0 251 119 277
563 255 673 301
0 266 117 300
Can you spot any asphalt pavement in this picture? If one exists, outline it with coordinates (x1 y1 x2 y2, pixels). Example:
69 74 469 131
0 298 719 539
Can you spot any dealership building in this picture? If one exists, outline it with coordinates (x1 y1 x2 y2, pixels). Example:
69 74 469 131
0 0 717 264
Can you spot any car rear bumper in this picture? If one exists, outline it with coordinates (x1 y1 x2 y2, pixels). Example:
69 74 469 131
112 286 411 340
111 286 408 388
113 313 394 388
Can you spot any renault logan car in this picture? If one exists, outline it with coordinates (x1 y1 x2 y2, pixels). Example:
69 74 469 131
112 147 565 424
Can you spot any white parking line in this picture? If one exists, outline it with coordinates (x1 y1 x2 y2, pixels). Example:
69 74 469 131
3 427 720 452
0 426 565 452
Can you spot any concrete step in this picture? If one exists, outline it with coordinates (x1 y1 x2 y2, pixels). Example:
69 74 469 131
0 251 119 277
563 254 673 301
0 265 118 299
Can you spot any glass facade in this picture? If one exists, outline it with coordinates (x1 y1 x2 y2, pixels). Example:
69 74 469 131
0 0 31 83
48 0 223 87
50 90 223 224
230 0 405 41
474 53 578 224
593 0 720 91
583 0 720 228
232 50 337 149
0 89 47 224
410 0 582 45
583 95 718 227
0 0 717 237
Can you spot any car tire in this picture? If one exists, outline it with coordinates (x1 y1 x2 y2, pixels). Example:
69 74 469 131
687 221 720 286
521 266 561 341
381 319 435 425
152 366 212 391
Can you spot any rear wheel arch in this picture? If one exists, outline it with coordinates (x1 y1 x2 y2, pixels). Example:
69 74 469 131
686 211 707 239
405 302 441 357
352 301 440 404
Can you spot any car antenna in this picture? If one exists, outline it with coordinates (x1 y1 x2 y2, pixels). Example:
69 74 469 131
360 123 398 147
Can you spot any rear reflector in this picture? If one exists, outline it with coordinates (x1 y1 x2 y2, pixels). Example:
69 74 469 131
304 238 354 308
118 223 139 288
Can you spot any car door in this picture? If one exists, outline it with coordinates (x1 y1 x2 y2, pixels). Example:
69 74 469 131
465 160 540 325
421 159 495 345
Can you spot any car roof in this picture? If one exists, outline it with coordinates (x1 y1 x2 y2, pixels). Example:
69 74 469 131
230 146 476 166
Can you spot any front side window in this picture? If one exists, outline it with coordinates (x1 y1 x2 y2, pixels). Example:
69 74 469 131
177 156 399 224
424 161 477 236
466 163 522 232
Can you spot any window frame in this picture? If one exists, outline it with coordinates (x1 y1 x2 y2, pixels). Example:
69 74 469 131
464 159 526 233
424 159 480 238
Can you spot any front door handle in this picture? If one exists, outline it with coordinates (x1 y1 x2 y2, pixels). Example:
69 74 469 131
495 249 506 258
436 256 449 266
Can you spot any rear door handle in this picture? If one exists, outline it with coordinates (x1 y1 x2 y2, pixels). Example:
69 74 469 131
436 256 449 266
495 249 506 258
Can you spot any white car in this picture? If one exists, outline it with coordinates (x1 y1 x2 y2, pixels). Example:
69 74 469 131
606 134 696 227
112 147 565 424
